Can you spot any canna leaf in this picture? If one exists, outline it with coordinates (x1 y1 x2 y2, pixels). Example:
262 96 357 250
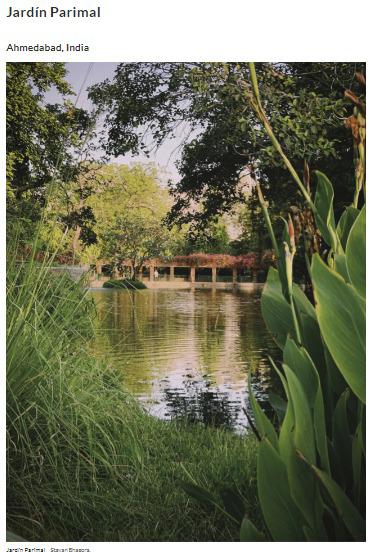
268 390 287 423
311 254 365 403
240 517 266 541
352 416 365 510
287 447 326 538
313 172 341 252
311 467 365 541
333 253 350 282
283 363 316 464
346 205 365 299
6 531 26 542
257 438 306 541
336 206 360 250
283 338 317 406
248 376 278 449
261 268 292 349
268 357 294 466
332 390 352 489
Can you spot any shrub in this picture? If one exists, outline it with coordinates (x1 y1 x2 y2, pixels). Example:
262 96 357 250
102 278 147 290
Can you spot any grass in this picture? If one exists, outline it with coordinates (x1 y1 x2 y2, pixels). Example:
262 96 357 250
102 278 147 290
7 238 261 542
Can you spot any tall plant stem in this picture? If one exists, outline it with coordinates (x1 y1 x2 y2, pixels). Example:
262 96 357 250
256 182 279 257
248 63 316 212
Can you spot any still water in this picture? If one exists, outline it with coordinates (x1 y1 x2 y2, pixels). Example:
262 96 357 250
90 288 279 432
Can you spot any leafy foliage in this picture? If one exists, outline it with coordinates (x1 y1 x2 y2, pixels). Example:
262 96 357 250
244 64 365 541
6 63 95 201
102 279 147 290
89 62 365 237
171 252 272 269
180 65 366 542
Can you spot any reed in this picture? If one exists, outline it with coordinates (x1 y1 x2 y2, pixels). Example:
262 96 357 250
6 228 259 542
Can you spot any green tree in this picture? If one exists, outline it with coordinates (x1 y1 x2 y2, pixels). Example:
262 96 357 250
89 62 364 238
36 162 174 264
180 218 231 254
102 212 174 277
6 62 95 223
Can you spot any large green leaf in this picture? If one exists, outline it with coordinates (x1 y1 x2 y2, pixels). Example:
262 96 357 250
352 416 365 510
292 277 316 321
261 267 292 349
6 531 26 542
311 467 365 541
299 312 329 403
283 340 330 473
314 172 340 252
346 205 365 299
268 357 294 465
336 206 360 250
283 338 317 406
248 376 278 449
332 390 352 489
268 390 287 423
333 253 350 282
283 363 316 464
287 445 326 537
240 517 266 541
257 438 305 541
311 254 365 403
323 345 347 399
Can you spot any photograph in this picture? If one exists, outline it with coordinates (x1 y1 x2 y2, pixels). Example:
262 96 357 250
6 60 366 542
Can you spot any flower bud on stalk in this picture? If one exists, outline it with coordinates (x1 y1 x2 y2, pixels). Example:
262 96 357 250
288 215 296 255
284 241 293 295
284 216 296 296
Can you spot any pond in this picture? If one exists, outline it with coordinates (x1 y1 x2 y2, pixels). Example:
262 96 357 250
89 288 280 432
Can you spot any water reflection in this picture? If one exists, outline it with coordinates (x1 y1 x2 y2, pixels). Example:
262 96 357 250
89 288 279 432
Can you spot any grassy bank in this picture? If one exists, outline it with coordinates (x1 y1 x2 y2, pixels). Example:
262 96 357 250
7 245 260 542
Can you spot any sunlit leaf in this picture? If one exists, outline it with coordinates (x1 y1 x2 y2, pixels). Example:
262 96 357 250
346 205 365 299
336 206 359 250
311 254 365 403
313 172 341 252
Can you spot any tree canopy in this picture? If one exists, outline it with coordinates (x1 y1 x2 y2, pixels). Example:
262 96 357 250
6 62 96 218
89 62 365 232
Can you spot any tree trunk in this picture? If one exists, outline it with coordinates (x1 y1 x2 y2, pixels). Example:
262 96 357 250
72 225 81 263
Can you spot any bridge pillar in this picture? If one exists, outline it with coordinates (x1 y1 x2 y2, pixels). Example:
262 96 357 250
190 266 195 283
169 266 175 281
212 266 217 284
149 265 154 282
252 269 258 283
232 268 237 285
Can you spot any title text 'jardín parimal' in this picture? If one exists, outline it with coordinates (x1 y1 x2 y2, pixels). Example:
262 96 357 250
6 6 101 18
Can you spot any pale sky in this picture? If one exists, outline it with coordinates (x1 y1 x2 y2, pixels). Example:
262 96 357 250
46 62 188 184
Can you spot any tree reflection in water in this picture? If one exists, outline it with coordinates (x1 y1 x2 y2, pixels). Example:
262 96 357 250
90 288 281 433
160 365 279 433
162 376 239 430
